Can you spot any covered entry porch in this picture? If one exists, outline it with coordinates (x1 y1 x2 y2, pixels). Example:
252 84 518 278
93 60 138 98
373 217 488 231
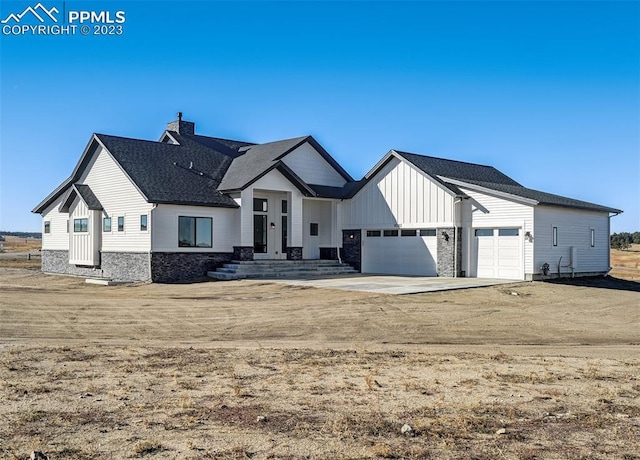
232 182 342 262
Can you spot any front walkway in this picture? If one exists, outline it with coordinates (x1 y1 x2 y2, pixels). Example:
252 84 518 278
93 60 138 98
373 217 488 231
268 274 521 295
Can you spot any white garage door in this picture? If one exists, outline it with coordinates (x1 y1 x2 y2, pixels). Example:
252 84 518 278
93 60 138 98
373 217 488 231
362 229 437 276
474 228 522 279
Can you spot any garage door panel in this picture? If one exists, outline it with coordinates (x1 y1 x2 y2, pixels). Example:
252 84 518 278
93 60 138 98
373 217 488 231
473 228 523 280
363 234 437 276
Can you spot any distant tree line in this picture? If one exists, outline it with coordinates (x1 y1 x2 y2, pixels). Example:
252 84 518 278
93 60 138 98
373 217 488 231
0 231 42 239
611 232 640 250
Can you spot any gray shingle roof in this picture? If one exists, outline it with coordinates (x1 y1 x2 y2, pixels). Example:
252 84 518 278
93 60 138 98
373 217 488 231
445 179 622 213
74 184 103 210
218 136 309 191
58 184 103 212
96 133 239 207
396 150 621 214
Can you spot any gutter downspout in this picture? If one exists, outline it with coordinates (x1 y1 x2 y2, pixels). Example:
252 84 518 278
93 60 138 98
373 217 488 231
336 201 342 264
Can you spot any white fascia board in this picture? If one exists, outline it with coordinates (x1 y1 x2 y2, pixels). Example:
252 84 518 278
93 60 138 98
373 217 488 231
441 177 539 206
159 130 180 144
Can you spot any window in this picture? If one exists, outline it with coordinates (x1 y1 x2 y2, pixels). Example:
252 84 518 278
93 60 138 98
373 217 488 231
366 230 381 237
420 229 437 237
253 198 268 212
552 226 558 246
74 218 88 233
103 217 111 232
281 200 288 214
401 229 416 237
140 215 148 231
498 228 519 236
475 229 494 237
179 216 212 248
66 220 69 233
310 223 319 236
118 216 125 232
44 221 51 234
590 228 595 247
383 229 399 237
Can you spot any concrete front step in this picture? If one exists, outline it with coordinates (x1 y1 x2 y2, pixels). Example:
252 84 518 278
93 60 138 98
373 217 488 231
208 260 358 281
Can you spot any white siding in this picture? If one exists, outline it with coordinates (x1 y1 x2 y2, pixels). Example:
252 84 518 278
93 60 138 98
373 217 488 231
460 187 534 276
152 204 239 252
80 146 153 252
534 206 610 275
343 158 455 228
282 142 346 187
41 199 70 250
302 199 332 259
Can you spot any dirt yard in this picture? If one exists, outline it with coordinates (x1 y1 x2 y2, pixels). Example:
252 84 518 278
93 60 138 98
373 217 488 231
0 265 639 460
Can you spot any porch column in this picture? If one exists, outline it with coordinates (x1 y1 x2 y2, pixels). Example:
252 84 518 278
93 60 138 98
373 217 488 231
233 188 254 261
290 193 303 248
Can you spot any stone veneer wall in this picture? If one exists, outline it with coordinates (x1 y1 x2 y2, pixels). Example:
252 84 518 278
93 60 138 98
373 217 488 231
436 227 462 277
41 250 151 282
286 247 303 260
319 247 338 260
233 246 254 261
341 229 362 272
150 252 233 283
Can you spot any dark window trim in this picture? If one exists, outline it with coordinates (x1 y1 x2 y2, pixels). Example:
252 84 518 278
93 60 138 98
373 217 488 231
117 216 125 232
253 198 268 212
140 214 148 231
552 226 558 247
419 229 437 237
310 222 319 236
366 230 381 237
74 218 88 233
590 228 595 248
400 229 416 237
44 221 51 234
383 229 399 237
103 217 111 233
178 216 213 248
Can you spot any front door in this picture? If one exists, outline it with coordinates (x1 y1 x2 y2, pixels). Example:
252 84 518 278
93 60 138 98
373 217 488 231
253 194 287 259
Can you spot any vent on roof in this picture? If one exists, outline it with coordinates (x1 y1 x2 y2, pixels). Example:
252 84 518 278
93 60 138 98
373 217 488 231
166 111 195 135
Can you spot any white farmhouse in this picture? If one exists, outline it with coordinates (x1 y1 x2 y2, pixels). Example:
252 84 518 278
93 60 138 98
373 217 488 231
33 115 622 282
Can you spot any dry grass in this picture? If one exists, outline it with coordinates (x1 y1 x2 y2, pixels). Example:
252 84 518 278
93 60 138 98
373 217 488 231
611 244 640 280
0 266 638 459
1 345 639 459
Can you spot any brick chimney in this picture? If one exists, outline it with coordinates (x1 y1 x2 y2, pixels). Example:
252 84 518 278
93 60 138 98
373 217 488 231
166 112 195 135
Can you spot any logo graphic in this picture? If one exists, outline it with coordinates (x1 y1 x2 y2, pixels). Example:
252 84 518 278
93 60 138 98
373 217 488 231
1 3 59 24
2 2 126 37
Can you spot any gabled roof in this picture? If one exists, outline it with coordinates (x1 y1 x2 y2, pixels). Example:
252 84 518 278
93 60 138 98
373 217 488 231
442 178 622 214
59 184 103 212
96 133 239 207
395 150 622 214
33 131 245 213
219 135 354 192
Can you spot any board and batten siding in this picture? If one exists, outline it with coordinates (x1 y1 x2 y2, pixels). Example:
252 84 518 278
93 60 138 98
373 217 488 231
533 205 610 275
342 157 455 228
68 197 101 265
41 198 70 250
151 204 239 253
282 142 347 187
79 146 153 252
459 187 535 276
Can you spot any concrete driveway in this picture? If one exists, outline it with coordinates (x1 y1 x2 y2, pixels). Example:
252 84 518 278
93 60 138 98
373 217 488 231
269 274 522 295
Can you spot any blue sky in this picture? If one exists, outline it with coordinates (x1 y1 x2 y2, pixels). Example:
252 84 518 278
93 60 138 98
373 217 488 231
1 1 638 232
